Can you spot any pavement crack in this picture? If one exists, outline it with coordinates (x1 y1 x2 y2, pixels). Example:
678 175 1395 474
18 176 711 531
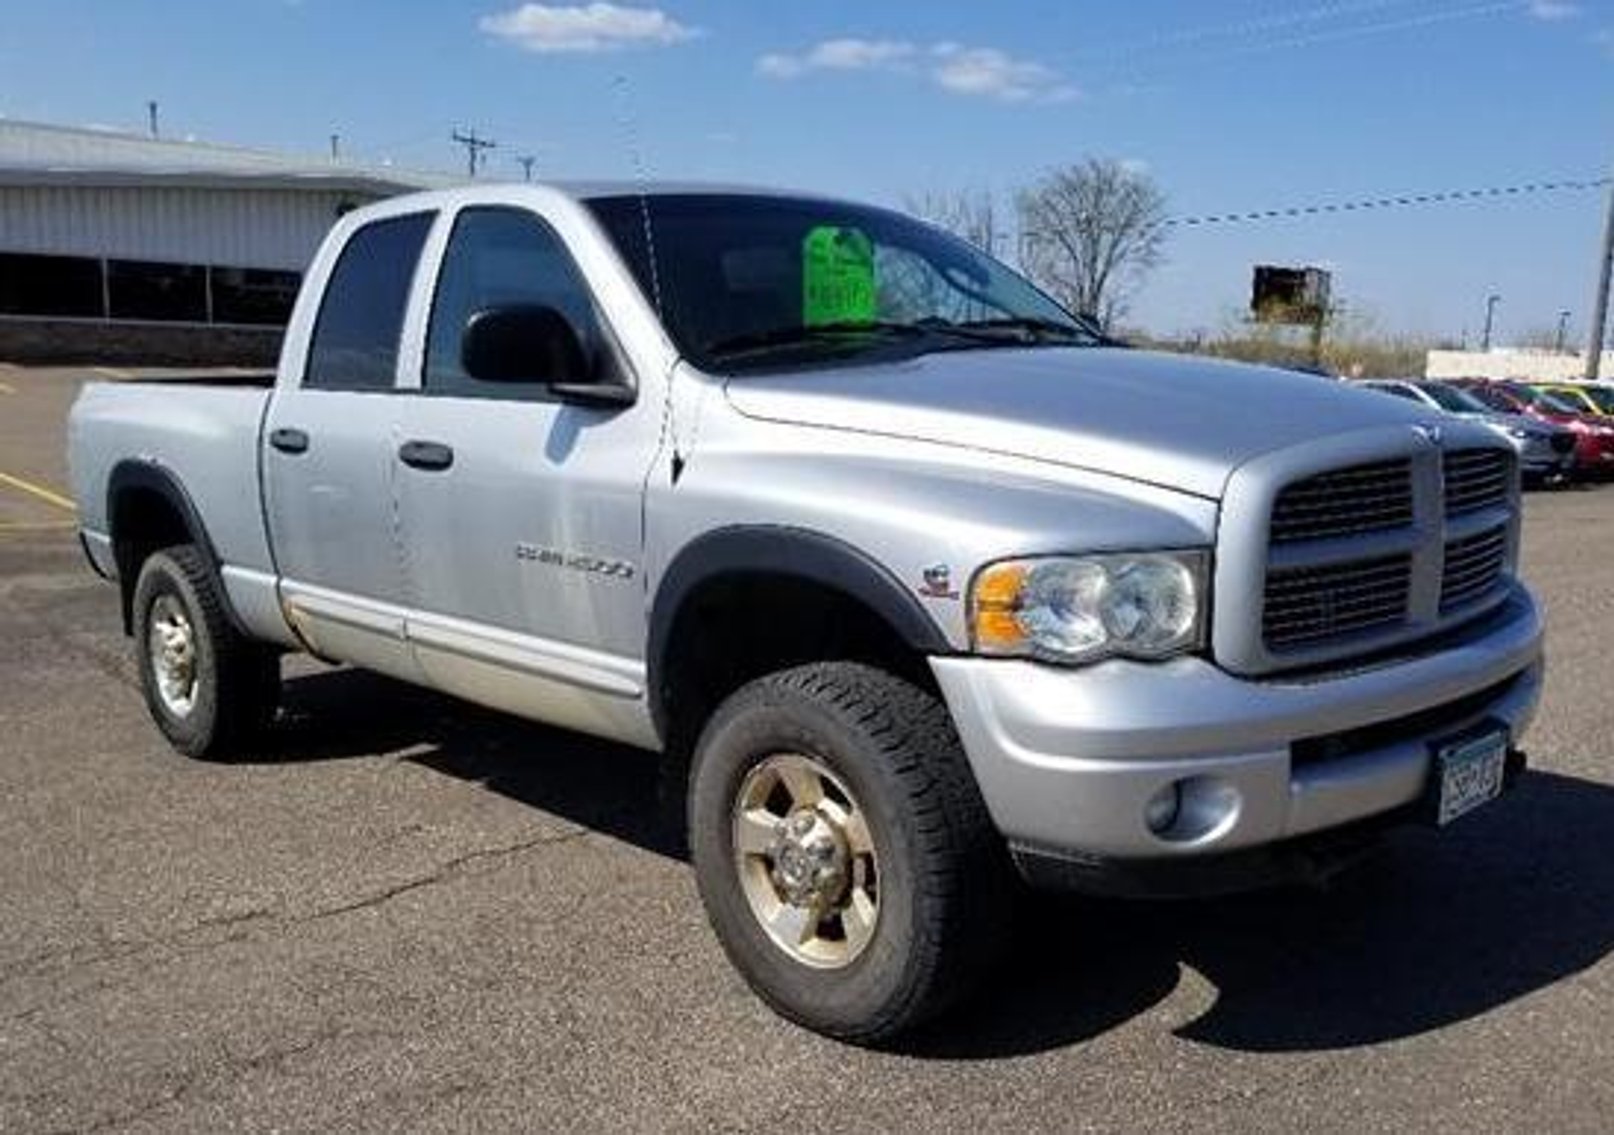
289 825 592 925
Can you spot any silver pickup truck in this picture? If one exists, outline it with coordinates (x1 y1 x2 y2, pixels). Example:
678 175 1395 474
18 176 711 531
68 184 1544 1043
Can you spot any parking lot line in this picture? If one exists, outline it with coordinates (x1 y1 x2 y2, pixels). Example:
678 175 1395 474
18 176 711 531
91 366 133 380
0 470 77 512
0 380 15 394
0 520 76 532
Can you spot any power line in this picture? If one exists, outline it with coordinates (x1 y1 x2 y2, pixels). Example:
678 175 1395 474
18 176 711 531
1068 0 1428 61
1071 1 1514 86
1169 176 1613 227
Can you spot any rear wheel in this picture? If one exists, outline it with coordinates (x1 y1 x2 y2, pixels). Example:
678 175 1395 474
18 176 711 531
132 545 278 759
688 662 1010 1044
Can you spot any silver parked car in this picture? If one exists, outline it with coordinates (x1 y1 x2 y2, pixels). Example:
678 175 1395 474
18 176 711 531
1360 378 1575 481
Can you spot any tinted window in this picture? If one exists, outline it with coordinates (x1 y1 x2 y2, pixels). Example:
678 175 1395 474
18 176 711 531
1418 382 1489 413
0 252 104 317
424 207 599 398
306 212 433 391
1368 383 1420 402
108 259 207 322
1463 384 1512 411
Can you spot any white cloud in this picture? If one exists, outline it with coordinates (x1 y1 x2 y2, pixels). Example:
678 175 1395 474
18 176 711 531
757 38 917 77
930 44 1076 103
1527 1 1579 20
757 37 1075 103
479 3 696 53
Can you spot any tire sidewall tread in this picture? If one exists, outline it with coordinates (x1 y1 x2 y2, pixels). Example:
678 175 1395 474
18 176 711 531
688 661 1009 1044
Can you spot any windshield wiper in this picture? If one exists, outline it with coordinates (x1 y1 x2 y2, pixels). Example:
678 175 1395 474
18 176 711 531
952 317 1110 345
702 321 930 359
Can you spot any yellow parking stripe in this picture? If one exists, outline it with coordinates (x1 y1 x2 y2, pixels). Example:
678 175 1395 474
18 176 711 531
0 471 77 512
0 520 76 532
0 381 15 394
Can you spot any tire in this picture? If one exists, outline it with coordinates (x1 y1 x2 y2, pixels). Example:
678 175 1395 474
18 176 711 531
688 662 1010 1044
132 545 279 760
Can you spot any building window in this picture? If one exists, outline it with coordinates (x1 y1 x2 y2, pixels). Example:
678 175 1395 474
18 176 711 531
108 259 208 322
210 267 300 326
0 252 105 317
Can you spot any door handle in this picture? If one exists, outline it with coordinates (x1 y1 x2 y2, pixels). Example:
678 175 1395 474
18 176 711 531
398 439 455 471
269 427 309 454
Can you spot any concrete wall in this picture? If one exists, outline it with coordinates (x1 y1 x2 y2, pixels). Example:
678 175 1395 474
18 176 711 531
1425 348 1614 381
0 318 281 367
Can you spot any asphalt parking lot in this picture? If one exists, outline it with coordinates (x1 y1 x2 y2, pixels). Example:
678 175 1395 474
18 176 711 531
1 363 1611 1133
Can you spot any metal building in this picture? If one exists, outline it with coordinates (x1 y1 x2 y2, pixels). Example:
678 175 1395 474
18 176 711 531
0 119 447 361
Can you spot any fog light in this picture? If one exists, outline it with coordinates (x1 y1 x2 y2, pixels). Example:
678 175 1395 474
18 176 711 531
1144 782 1182 835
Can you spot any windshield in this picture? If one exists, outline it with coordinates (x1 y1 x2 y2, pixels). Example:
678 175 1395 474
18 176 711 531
1580 386 1614 413
585 193 1103 372
1530 388 1583 415
1418 382 1490 414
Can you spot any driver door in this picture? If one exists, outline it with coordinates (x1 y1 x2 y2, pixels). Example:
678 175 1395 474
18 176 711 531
389 204 661 747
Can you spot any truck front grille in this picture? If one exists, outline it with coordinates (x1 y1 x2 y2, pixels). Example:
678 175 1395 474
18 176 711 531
1239 441 1519 668
1269 459 1413 544
1263 553 1414 648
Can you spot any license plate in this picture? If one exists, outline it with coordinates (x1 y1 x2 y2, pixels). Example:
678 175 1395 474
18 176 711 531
1433 727 1508 826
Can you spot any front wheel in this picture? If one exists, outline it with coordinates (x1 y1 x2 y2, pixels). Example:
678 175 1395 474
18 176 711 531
688 662 1010 1044
132 545 278 759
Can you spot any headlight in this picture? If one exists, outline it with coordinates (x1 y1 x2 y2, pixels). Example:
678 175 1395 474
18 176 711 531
1507 427 1530 440
970 551 1208 664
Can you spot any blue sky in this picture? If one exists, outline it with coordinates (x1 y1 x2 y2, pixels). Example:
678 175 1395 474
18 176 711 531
1 1 1609 342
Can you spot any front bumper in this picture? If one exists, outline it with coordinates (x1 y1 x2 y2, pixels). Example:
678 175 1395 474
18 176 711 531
931 586 1543 876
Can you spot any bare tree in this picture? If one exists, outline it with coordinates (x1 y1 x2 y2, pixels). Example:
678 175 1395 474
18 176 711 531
1016 159 1168 330
903 188 1005 257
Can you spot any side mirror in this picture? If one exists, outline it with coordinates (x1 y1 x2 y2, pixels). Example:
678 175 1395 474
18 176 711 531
461 304 593 386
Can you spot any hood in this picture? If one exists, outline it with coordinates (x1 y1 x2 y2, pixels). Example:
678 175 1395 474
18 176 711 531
724 347 1440 499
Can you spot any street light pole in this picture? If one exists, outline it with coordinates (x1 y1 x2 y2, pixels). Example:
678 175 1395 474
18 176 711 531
1556 310 1571 354
1587 178 1614 380
1481 294 1501 352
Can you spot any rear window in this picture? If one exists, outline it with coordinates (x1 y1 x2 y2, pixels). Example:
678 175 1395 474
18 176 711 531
305 212 434 391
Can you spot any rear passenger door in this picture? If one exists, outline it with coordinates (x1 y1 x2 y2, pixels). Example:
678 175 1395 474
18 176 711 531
262 210 433 681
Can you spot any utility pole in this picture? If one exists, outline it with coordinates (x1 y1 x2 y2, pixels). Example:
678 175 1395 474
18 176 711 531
1587 178 1614 380
516 155 536 182
329 133 340 161
1481 293 1501 352
451 128 496 178
146 100 159 139
1556 310 1571 354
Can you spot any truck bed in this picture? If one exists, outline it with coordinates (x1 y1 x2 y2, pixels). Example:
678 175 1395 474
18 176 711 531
67 379 277 584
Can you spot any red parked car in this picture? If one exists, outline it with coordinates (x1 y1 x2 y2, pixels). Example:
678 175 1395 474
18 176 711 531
1448 378 1614 478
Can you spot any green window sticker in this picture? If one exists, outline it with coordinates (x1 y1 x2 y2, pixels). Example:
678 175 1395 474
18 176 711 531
802 225 876 326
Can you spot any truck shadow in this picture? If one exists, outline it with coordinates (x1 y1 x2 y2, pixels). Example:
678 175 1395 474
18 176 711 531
265 666 1614 1059
913 769 1614 1058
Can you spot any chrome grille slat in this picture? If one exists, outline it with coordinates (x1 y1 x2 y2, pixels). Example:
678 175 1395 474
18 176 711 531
1269 459 1413 545
1440 523 1509 611
1443 449 1513 517
1261 553 1413 649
